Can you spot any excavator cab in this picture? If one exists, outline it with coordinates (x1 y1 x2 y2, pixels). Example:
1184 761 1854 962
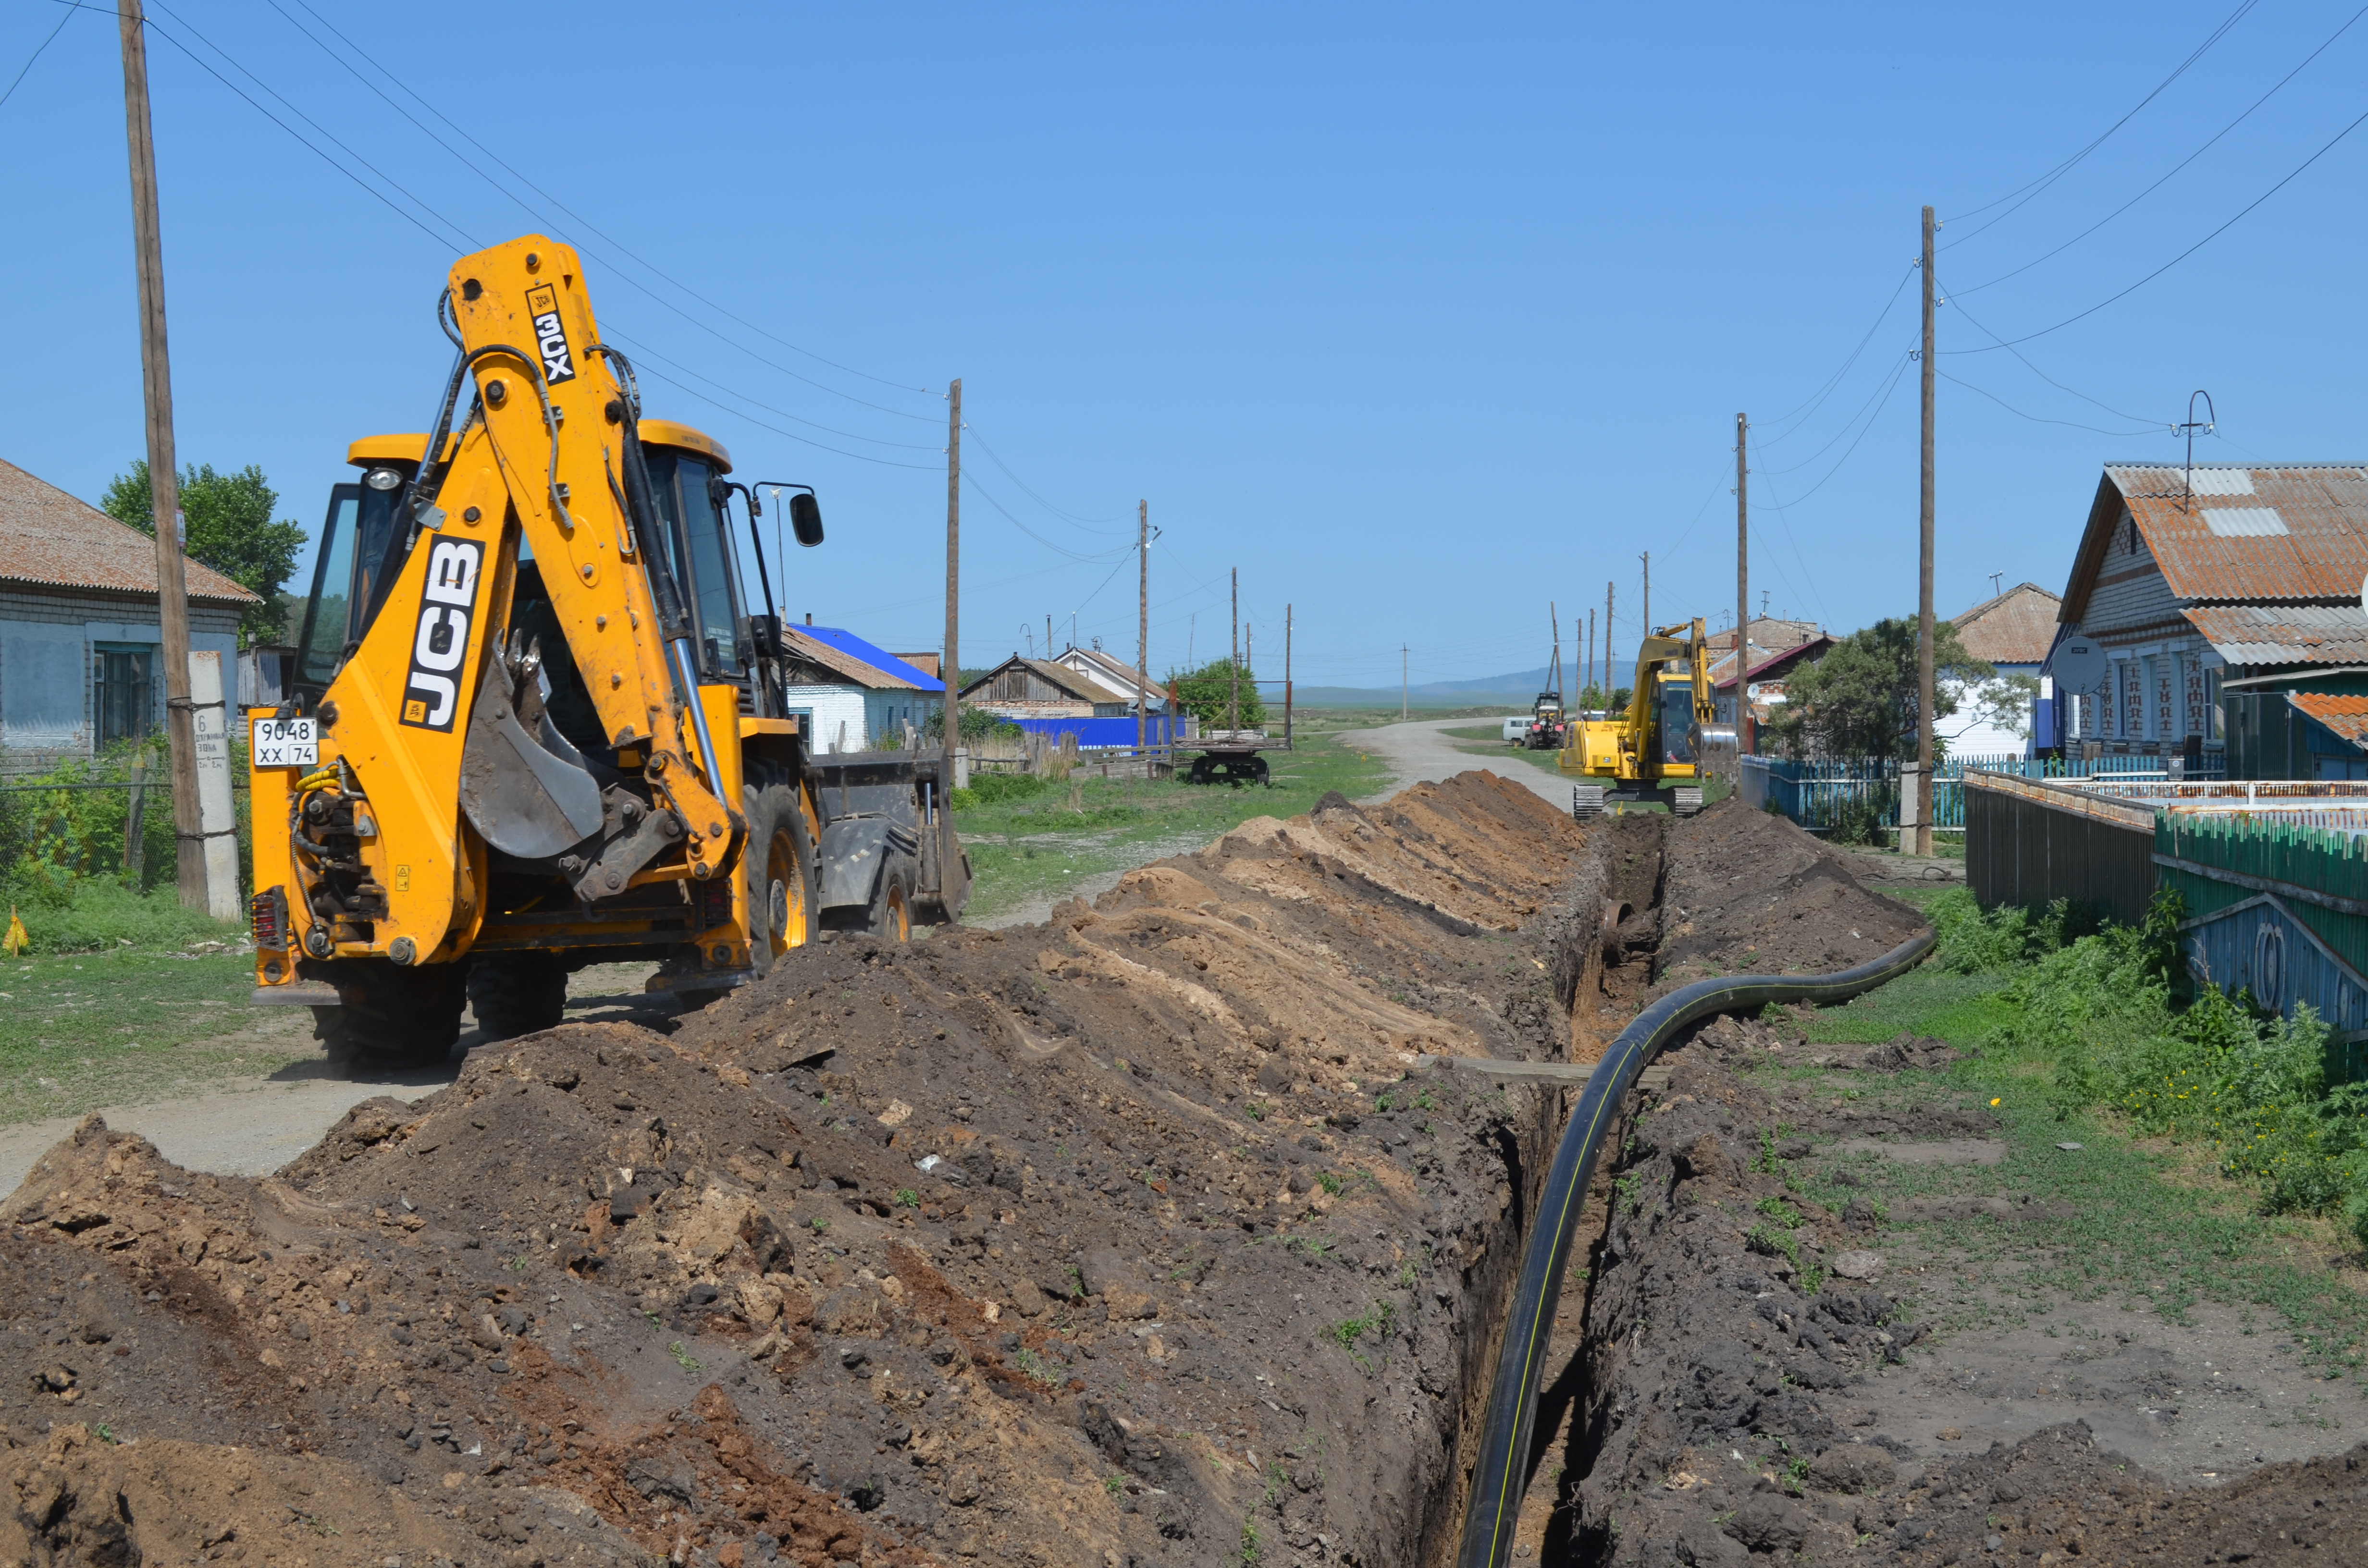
1558 617 1714 814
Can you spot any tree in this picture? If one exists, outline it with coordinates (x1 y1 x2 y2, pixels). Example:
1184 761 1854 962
103 460 309 648
1764 617 1991 761
1166 657 1266 729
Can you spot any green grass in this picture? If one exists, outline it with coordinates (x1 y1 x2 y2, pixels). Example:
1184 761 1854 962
2 874 247 956
0 949 315 1125
1757 897 2368 1376
953 727 1393 922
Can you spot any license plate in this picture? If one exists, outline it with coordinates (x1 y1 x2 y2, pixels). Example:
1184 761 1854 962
252 716 319 768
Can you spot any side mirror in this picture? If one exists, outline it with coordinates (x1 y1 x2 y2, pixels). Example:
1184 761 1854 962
789 491 824 547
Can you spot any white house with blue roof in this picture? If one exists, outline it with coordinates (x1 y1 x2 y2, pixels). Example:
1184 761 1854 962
778 621 943 753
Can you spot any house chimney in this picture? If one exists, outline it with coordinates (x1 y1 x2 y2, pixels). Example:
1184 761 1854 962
805 612 813 625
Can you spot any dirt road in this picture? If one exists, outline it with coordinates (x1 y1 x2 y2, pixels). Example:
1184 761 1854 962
1347 715 1575 808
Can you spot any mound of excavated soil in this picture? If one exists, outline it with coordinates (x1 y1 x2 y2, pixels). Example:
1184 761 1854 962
2 772 1617 1568
1650 797 1925 985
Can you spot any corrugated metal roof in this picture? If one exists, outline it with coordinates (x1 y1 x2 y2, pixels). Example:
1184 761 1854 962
1947 581 2060 663
2180 603 2368 666
780 625 932 691
2291 693 2368 747
0 456 257 604
794 625 941 691
2104 463 2368 603
1057 647 1172 707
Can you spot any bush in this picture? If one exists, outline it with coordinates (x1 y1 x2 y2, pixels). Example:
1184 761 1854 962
0 869 243 954
1958 885 2368 1248
949 771 1048 812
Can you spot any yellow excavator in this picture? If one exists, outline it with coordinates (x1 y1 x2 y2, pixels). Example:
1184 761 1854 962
244 235 967 1063
1559 616 1723 816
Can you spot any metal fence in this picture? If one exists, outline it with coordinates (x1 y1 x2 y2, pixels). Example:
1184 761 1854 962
1739 752 2223 835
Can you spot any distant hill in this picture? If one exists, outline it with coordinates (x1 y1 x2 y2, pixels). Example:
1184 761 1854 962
1294 666 1556 710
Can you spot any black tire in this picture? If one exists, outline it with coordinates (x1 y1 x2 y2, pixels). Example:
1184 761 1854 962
1187 756 1213 784
744 777 819 974
308 958 470 1069
864 857 915 941
466 952 570 1041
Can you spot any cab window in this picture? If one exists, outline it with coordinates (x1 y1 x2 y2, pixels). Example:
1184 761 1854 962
1659 680 1696 764
642 448 744 676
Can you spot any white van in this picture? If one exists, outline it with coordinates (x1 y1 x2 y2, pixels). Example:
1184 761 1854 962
1501 716 1532 744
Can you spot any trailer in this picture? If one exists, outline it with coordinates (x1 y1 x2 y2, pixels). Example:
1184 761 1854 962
1178 602 1293 786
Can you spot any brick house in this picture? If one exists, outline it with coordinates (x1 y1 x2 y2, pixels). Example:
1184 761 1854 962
0 457 254 763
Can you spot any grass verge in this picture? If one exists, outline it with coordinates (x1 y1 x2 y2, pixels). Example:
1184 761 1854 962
953 726 1393 923
0 949 314 1126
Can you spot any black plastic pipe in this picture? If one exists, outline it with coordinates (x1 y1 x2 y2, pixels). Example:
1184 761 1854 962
1454 929 1936 1568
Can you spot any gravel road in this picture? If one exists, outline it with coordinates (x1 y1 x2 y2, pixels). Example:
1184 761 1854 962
1345 715 1577 809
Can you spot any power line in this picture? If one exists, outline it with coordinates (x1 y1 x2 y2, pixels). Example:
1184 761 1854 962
1936 285 2168 428
1759 346 1915 477
127 9 461 253
1753 266 1917 446
962 471 1134 565
270 0 940 407
0 5 74 113
1943 98 2368 354
1768 350 1915 507
1936 369 2163 438
1951 2 2368 300
603 330 942 451
964 426 1132 532
1940 0 2260 246
623 359 942 471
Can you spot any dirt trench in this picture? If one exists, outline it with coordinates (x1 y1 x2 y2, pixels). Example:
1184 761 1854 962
1514 800 2368 1567
0 772 1660 1568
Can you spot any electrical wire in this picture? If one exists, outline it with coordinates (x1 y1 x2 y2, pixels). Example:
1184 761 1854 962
1950 2 2368 299
0 5 74 113
1759 346 1916 478
271 0 939 406
626 359 942 471
144 0 476 253
603 330 942 451
963 471 1135 565
964 426 1133 531
1940 0 2259 247
1936 284 2170 428
1752 266 1917 447
1943 99 2368 354
1935 369 2163 437
1766 350 1915 508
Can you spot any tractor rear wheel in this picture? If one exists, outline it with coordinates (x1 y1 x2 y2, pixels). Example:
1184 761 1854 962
309 958 470 1069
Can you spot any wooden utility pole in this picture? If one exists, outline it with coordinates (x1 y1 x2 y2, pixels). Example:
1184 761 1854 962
1916 205 1937 857
1604 582 1616 707
117 0 204 912
1400 645 1408 722
1640 552 1651 637
1136 500 1148 755
941 378 961 880
1736 411 1752 760
1587 608 1595 707
1550 601 1562 697
1228 568 1240 735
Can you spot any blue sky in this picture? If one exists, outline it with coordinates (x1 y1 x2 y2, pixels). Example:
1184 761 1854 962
2 1 2362 688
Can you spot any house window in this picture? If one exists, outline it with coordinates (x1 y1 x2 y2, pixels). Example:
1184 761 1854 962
93 642 155 748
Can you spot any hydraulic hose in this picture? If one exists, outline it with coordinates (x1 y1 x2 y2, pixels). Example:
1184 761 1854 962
1454 929 1936 1568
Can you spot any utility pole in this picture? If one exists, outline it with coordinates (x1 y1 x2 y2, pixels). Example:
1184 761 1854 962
1604 582 1616 708
941 377 961 884
1550 601 1563 698
117 0 204 912
1736 411 1752 760
1229 568 1240 735
1587 608 1595 707
1136 500 1148 756
1046 614 1053 661
1916 204 1937 857
1400 645 1408 722
1640 552 1651 637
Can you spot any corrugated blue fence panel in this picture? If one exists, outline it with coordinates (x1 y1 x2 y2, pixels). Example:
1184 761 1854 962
1011 716 1176 748
2181 895 2368 1074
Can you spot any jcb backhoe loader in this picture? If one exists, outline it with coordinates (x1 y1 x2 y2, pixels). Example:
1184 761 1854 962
245 235 967 1062
1558 616 1724 815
